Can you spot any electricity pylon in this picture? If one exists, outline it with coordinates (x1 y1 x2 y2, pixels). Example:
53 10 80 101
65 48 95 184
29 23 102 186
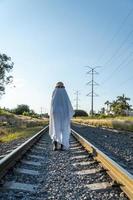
86 66 99 116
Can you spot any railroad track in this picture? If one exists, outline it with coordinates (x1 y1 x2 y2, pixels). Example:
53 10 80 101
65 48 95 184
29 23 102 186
0 126 132 199
72 129 133 200
72 123 133 175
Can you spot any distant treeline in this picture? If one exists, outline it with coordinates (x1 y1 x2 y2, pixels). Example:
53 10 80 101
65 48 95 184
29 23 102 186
0 105 49 118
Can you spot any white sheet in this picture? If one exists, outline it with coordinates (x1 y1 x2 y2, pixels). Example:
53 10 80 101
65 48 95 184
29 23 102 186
49 88 74 149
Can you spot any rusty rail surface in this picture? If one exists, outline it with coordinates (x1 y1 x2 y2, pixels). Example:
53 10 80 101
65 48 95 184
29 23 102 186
0 125 49 179
71 129 133 200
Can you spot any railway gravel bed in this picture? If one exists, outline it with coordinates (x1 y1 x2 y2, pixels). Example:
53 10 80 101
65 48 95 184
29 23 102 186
0 138 29 157
0 127 48 157
0 131 128 200
72 123 133 174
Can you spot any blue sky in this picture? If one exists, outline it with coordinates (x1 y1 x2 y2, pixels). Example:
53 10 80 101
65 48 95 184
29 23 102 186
0 0 133 113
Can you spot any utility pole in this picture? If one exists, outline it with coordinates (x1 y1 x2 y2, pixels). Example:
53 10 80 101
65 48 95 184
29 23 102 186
40 107 44 117
86 66 99 116
74 91 80 110
40 107 42 115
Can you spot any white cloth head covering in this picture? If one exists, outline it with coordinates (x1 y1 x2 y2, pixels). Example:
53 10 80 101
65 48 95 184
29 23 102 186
49 85 74 149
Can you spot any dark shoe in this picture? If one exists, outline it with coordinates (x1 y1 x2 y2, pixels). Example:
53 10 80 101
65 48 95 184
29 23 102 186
60 144 64 151
53 141 57 151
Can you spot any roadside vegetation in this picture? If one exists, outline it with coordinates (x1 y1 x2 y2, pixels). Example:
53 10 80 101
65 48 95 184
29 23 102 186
0 107 49 143
0 53 14 97
72 116 133 132
73 94 133 132
0 126 45 143
0 53 49 144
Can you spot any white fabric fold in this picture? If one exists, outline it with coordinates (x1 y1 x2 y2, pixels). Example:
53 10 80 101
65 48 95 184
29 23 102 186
49 88 74 149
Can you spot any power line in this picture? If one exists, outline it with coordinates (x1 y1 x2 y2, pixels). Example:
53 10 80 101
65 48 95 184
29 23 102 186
120 77 133 87
103 28 133 68
116 70 133 89
96 7 133 64
101 52 133 84
86 66 99 116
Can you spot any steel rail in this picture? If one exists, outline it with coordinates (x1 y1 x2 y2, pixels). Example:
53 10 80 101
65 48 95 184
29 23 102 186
0 125 49 179
71 128 133 200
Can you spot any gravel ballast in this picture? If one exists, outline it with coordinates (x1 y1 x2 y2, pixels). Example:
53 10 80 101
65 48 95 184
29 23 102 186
0 132 128 200
72 123 133 174
0 137 29 157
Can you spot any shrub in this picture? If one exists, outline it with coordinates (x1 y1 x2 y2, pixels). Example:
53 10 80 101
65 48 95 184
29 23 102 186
73 110 88 117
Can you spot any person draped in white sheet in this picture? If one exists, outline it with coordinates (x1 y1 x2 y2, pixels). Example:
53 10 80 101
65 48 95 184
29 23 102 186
49 82 74 150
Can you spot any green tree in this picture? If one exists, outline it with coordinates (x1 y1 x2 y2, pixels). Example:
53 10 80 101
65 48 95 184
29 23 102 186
0 53 14 96
73 109 88 117
110 94 132 115
12 104 30 115
117 94 130 104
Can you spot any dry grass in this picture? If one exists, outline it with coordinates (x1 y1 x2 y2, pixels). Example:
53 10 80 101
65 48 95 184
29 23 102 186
72 117 133 132
0 112 49 143
0 126 47 143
